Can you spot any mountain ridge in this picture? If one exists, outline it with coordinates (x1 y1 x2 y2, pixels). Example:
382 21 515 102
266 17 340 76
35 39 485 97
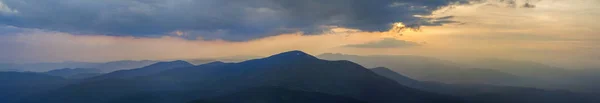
23 50 462 103
87 60 193 81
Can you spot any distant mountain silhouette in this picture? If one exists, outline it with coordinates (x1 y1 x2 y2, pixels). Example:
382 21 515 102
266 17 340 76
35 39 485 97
369 68 600 103
0 62 97 72
88 60 193 80
187 86 367 103
370 67 420 87
12 51 600 103
466 58 600 92
23 50 461 103
0 72 71 103
319 53 461 69
318 53 532 86
328 54 600 93
44 68 103 79
92 60 159 73
468 58 571 79
0 60 158 73
0 65 22 72
560 69 600 93
185 55 262 65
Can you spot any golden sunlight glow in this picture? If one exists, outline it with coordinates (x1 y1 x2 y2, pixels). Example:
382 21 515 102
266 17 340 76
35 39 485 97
389 22 409 35
3 0 600 68
171 30 185 36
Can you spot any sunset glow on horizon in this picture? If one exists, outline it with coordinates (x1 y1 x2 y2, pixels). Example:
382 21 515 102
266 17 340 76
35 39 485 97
1 0 599 69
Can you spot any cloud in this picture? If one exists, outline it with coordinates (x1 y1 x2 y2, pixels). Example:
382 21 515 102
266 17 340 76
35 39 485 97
344 38 421 48
0 0 474 41
478 0 540 8
0 1 17 14
0 26 389 63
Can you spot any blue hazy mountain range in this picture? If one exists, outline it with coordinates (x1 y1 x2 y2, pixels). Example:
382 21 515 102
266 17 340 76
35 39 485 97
370 67 600 103
0 56 261 73
0 60 158 73
318 53 600 93
1 51 599 103
19 51 461 103
318 53 535 86
88 60 193 80
43 68 103 79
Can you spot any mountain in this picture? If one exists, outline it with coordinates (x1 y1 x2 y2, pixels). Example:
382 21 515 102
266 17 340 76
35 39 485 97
153 50 462 103
0 68 21 72
88 60 193 80
185 55 262 65
0 72 71 103
369 68 600 103
188 87 367 103
468 58 572 80
23 50 461 103
318 53 461 69
92 60 159 73
0 62 97 72
370 67 420 87
44 68 103 79
0 64 22 72
466 58 598 92
560 69 600 93
318 53 530 86
322 53 600 92
0 60 158 73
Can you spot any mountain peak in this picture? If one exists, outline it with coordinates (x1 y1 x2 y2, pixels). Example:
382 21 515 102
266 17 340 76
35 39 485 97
148 60 193 67
266 50 318 60
205 61 225 64
278 50 310 55
170 60 190 64
201 61 228 66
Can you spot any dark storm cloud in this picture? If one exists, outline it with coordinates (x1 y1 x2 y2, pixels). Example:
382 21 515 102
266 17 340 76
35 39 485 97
0 0 471 41
344 38 421 48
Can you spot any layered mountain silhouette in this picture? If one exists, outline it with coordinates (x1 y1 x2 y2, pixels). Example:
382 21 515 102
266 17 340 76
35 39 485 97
44 68 103 79
370 67 420 87
10 50 600 103
0 62 97 72
93 60 160 73
0 60 157 73
467 58 575 82
319 53 543 88
185 55 262 65
568 69 600 93
467 58 595 91
319 53 600 93
88 60 193 80
369 68 600 103
22 50 461 103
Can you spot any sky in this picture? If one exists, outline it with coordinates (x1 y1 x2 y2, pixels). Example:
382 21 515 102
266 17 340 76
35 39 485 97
0 0 599 69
